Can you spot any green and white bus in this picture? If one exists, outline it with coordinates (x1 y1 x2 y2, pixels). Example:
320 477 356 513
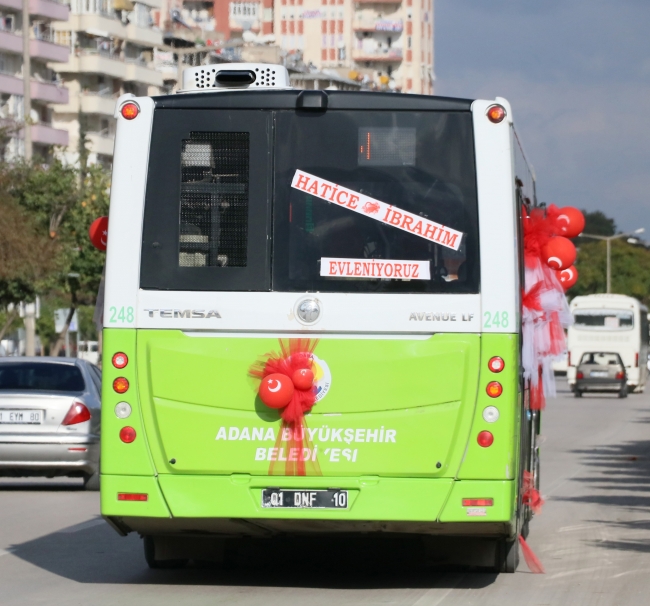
100 64 539 572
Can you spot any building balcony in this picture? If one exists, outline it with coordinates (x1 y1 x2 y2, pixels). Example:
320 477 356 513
0 73 68 103
126 23 163 48
0 0 20 12
125 59 163 86
30 0 69 21
30 38 69 62
353 48 403 62
50 52 128 80
87 132 114 157
63 14 128 40
51 51 162 86
52 92 116 116
353 19 403 32
31 122 68 146
0 30 69 62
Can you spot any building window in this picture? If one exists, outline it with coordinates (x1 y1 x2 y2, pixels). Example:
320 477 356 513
230 2 259 18
321 48 327 60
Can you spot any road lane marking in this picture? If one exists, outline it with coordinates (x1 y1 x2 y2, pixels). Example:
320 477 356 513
0 549 13 557
548 565 606 579
410 574 465 605
57 518 106 533
558 524 602 533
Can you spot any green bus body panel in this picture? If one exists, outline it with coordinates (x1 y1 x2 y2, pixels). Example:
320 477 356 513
136 331 481 478
158 475 454 521
439 480 515 522
458 334 519 480
100 329 520 526
101 475 171 517
101 329 156 476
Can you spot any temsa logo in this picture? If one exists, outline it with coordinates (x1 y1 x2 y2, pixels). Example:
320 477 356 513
144 309 221 319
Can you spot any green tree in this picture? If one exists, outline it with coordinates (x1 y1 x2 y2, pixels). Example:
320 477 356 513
4 160 109 354
0 174 59 341
579 210 616 238
569 239 650 305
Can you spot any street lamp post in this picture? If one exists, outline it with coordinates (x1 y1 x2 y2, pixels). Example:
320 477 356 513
580 228 645 293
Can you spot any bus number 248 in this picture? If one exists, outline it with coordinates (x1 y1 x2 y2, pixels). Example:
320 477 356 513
484 311 509 329
109 306 134 324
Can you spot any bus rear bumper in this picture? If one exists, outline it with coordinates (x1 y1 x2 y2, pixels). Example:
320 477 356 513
101 475 516 537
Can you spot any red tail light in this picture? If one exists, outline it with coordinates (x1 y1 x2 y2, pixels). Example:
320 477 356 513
118 493 148 501
486 381 503 398
62 401 91 425
486 104 506 123
635 353 639 368
120 102 139 120
616 371 625 380
112 352 128 369
477 431 494 447
462 498 494 507
119 426 136 443
113 377 129 393
488 356 505 373
568 351 571 366
576 371 584 379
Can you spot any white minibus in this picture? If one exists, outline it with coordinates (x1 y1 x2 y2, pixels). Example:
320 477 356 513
567 294 649 392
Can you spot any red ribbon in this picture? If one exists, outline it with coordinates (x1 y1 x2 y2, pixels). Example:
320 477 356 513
249 339 322 476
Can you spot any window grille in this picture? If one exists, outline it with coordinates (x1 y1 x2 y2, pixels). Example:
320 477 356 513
179 132 250 268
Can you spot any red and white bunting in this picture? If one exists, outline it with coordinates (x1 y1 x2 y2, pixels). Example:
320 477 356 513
291 169 463 251
320 258 431 280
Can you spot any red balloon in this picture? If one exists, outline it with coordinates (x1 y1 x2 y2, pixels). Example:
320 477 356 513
89 216 108 251
292 368 314 391
258 373 294 409
558 265 578 290
556 207 585 238
543 236 576 270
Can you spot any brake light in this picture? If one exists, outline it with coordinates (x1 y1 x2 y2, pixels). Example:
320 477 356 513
486 381 503 397
112 352 128 369
635 353 639 368
477 431 494 447
113 377 129 393
119 426 136 443
568 352 571 366
462 498 494 507
488 356 505 373
62 401 91 425
120 102 139 120
577 371 584 379
486 104 506 123
117 493 148 501
616 371 625 380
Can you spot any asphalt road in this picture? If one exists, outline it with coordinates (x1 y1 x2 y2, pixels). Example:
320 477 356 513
2 379 650 605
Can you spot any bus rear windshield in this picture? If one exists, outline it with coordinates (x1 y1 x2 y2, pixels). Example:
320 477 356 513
141 108 479 293
573 309 634 330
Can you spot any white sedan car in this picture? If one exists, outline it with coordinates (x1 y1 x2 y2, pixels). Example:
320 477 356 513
0 357 101 489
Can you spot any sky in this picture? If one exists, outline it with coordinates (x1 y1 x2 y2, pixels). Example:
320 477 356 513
435 0 650 234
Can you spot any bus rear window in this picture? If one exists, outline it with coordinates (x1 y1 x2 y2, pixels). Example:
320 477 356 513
573 309 634 330
272 110 479 294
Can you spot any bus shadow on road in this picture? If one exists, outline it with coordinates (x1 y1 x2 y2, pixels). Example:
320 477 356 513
559 414 650 555
8 524 500 588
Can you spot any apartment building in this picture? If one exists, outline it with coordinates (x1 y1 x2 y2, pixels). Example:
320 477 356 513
275 0 433 94
0 0 70 159
49 0 163 165
152 1 432 93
